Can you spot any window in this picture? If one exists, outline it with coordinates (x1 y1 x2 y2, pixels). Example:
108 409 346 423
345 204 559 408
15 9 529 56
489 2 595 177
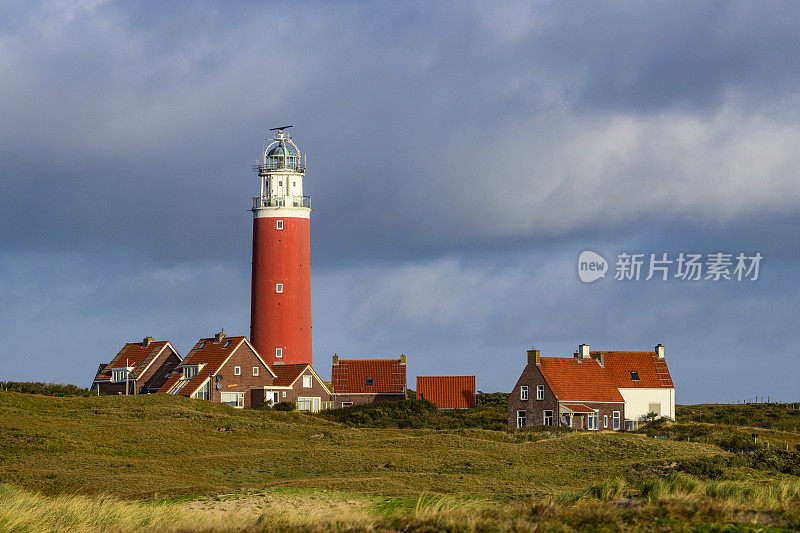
282 391 286 397
193 381 210 400
276 220 283 230
302 375 312 388
111 369 129 383
183 366 198 379
613 411 621 430
588 412 598 430
520 386 528 400
220 392 244 408
604 415 608 428
543 410 553 425
516 410 527 428
276 283 283 293
536 385 544 400
366 378 373 386
198 341 206 349
278 181 283 186
297 397 321 412
234 366 241 376
342 402 353 407
275 348 283 358
223 340 232 348
648 403 661 416
252 367 259 376
292 181 296 187
630 370 640 381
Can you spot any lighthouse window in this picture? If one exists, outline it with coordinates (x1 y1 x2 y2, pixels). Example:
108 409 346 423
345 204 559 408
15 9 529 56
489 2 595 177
278 181 283 186
276 283 283 293
276 348 283 358
292 181 296 187
276 220 283 230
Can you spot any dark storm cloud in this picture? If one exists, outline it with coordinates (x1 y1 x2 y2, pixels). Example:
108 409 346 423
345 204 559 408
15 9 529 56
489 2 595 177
1 1 799 401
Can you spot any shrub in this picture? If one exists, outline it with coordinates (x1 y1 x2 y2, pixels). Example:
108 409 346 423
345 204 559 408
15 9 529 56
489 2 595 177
0 382 90 397
273 401 296 411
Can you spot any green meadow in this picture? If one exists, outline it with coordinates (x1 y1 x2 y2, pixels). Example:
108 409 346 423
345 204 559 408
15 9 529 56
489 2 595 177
1 391 799 531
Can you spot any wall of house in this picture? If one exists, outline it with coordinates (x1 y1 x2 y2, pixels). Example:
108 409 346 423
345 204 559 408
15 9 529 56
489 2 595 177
250 367 331 409
563 402 625 431
506 363 558 429
141 351 182 393
333 393 405 409
618 388 675 421
209 343 274 406
96 381 137 395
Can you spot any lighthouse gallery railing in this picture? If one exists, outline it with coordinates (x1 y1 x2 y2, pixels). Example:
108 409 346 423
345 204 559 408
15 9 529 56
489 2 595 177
252 195 311 209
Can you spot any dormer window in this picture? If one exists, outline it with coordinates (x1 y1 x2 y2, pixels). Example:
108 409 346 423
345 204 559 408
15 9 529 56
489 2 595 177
366 378 373 386
111 368 131 383
630 371 640 381
223 340 232 348
198 341 207 349
183 365 199 379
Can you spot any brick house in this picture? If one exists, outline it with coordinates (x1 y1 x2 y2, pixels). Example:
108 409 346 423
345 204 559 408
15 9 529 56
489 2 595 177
250 363 332 411
158 332 275 408
416 376 475 409
508 346 625 431
330 355 407 408
92 337 182 395
596 344 675 428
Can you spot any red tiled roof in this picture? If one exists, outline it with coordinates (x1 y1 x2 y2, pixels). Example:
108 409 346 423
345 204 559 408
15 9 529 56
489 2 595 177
597 351 674 389
158 336 272 397
272 364 310 386
561 403 596 413
417 376 475 409
538 357 624 403
331 358 406 394
94 341 175 382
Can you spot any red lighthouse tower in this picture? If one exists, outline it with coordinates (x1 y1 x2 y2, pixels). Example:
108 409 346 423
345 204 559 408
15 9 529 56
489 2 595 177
250 126 312 366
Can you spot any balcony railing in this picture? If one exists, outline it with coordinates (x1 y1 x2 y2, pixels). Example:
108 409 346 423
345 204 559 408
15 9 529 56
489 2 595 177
252 195 311 209
254 160 306 173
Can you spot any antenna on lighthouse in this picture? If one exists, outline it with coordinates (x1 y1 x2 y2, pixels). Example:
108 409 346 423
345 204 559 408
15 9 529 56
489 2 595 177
270 125 294 131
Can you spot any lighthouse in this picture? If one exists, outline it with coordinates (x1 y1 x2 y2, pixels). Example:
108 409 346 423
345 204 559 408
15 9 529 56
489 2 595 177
250 126 312 366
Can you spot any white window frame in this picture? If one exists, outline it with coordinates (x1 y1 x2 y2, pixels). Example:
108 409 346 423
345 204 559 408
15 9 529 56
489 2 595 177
543 410 553 426
341 402 353 407
252 367 259 376
604 415 608 428
276 283 283 293
613 411 621 430
302 375 312 388
221 392 244 408
282 391 286 397
275 348 283 358
517 410 526 428
234 366 241 376
297 397 321 412
223 340 232 348
276 220 284 230
536 385 544 400
520 386 528 401
588 412 598 430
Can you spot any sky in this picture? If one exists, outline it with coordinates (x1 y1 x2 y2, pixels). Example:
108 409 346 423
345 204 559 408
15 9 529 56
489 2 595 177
1 1 799 403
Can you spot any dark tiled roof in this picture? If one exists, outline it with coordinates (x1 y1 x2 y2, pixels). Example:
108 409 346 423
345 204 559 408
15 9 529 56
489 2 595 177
332 358 406 394
416 376 475 409
272 364 310 386
95 341 175 382
538 357 624 403
598 351 674 388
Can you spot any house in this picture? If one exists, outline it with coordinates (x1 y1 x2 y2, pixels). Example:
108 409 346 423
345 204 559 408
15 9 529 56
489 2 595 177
416 376 475 409
330 354 407 408
250 363 332 411
158 332 274 408
92 337 182 395
508 346 625 431
595 344 675 428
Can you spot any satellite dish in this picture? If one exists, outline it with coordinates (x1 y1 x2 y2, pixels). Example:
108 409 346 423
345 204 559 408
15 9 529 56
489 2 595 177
216 384 222 391
216 375 223 382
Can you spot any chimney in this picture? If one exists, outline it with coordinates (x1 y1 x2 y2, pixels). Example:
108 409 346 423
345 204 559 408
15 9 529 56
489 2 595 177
400 354 407 365
142 336 154 347
656 344 665 359
578 344 590 359
214 329 226 343
527 348 541 366
332 354 339 366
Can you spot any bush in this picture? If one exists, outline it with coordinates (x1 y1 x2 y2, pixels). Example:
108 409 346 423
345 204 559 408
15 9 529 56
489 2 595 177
679 457 725 479
0 382 90 397
273 401 296 411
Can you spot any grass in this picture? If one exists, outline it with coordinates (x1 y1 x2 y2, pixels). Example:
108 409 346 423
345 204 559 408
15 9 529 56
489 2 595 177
2 392 800 530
